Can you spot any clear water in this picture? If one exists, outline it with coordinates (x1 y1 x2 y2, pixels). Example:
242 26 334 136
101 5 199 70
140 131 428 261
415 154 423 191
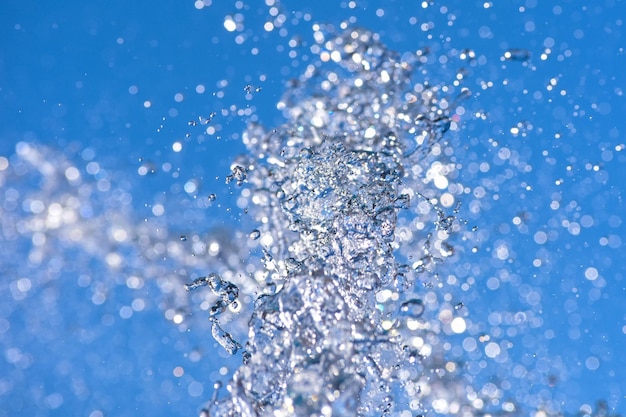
1 3 624 417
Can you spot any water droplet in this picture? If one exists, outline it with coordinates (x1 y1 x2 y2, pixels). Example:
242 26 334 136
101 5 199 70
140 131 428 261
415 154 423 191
394 194 410 210
184 274 239 320
249 229 261 240
262 248 275 270
226 165 247 186
284 257 302 274
503 48 531 62
282 196 297 211
210 318 241 355
184 276 209 292
199 115 212 125
400 299 425 318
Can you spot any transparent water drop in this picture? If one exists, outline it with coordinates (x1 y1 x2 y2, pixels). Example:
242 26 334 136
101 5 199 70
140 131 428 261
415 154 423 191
242 350 251 365
503 48 531 62
184 274 239 319
184 276 210 292
262 248 274 270
394 194 410 210
210 318 241 355
284 257 302 274
400 299 425 318
230 165 247 186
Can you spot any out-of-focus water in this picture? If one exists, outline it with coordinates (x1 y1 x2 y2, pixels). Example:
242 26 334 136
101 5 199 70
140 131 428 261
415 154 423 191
1 1 624 417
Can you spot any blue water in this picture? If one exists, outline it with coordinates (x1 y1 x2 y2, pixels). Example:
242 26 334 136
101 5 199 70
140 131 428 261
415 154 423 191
1 1 625 416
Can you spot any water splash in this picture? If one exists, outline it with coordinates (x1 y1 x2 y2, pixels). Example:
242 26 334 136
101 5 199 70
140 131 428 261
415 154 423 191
1 3 622 416
184 274 239 318
205 26 468 416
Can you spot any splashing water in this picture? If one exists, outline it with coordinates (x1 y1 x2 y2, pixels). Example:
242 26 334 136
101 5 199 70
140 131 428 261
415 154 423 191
2 2 624 416
201 26 470 417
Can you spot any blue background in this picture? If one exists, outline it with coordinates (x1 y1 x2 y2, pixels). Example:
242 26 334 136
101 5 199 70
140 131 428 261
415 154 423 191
1 0 624 416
